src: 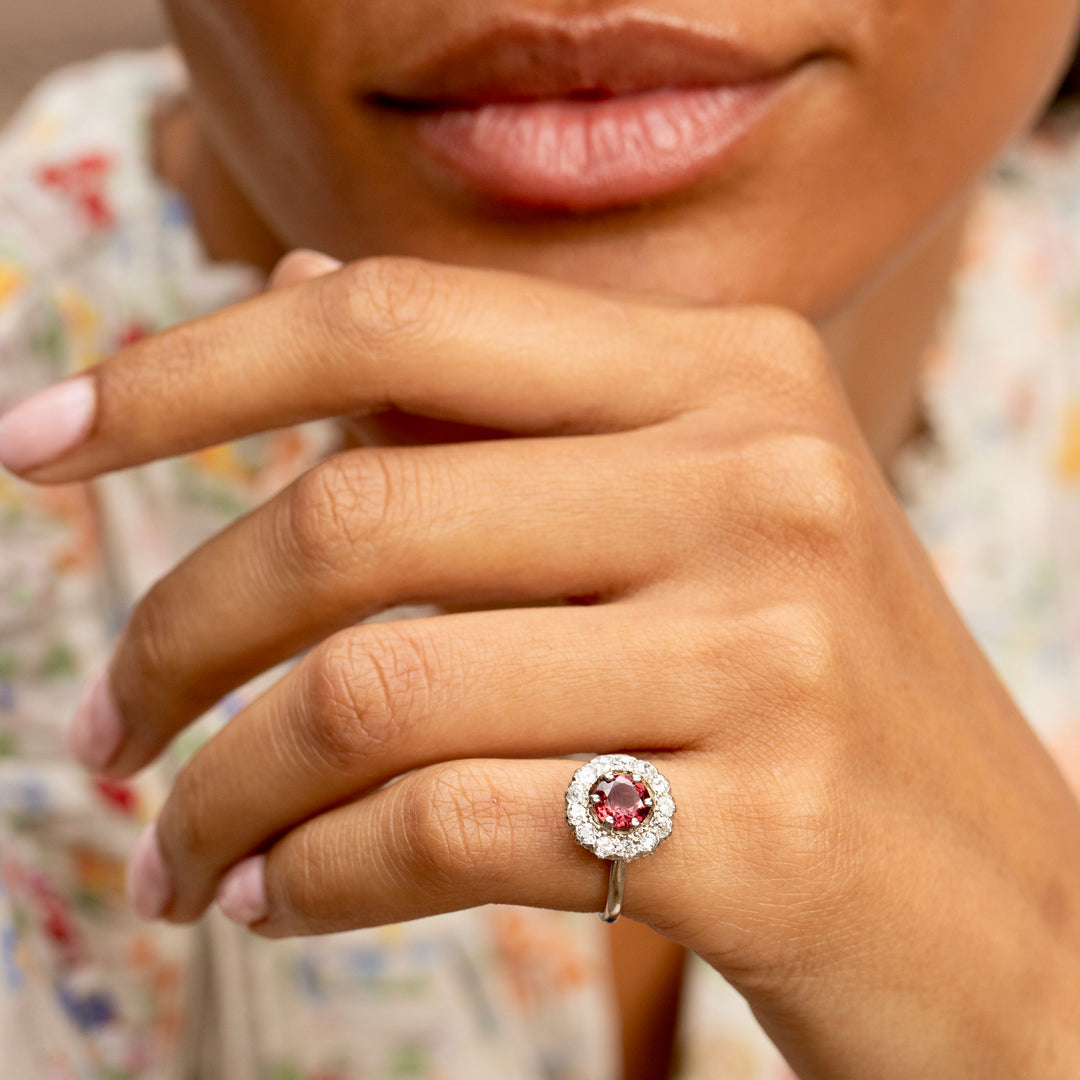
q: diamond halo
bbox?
[565,753,676,862]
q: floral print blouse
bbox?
[0,47,1078,1080]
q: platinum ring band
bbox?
[601,859,628,923]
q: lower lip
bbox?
[409,80,783,212]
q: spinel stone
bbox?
[591,774,651,831]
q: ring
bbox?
[565,754,676,924]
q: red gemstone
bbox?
[591,774,650,831]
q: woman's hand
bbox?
[7,252,1080,1078]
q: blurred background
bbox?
[0,0,167,123]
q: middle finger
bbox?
[98,430,727,777]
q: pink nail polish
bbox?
[269,250,342,289]
[66,668,124,773]
[217,856,269,926]
[0,376,97,473]
[290,249,343,273]
[126,823,174,920]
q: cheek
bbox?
[755,0,1080,313]
[160,0,353,224]
[858,0,1080,167]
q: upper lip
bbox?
[369,11,810,109]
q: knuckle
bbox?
[336,255,447,343]
[748,766,850,929]
[403,762,511,886]
[742,431,875,567]
[724,735,851,919]
[685,304,835,417]
[770,606,843,708]
[672,304,843,438]
[773,757,853,906]
[302,626,441,769]
[285,453,395,576]
[720,609,855,888]
[734,603,845,720]
[751,305,828,360]
[361,626,444,742]
[300,636,387,773]
[745,305,833,395]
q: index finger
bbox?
[0,256,728,483]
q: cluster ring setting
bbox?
[565,753,676,922]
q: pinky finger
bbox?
[217,757,692,938]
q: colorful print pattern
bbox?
[0,48,1077,1080]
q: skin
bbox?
[26,255,1080,1079]
[5,0,1080,1076]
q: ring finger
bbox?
[138,601,778,923]
[217,755,698,938]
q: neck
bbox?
[819,199,974,469]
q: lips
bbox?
[368,13,811,212]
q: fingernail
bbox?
[0,375,97,473]
[66,667,124,773]
[291,249,343,273]
[268,249,343,289]
[126,822,174,920]
[217,856,269,925]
